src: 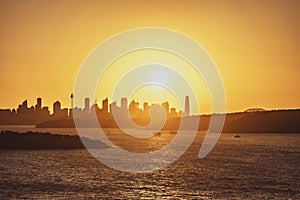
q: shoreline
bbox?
[0,130,109,150]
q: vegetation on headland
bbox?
[0,131,109,149]
[36,109,300,133]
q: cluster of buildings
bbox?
[77,96,190,120]
[0,98,68,124]
[0,95,190,125]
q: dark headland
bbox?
[36,109,300,133]
[0,131,109,150]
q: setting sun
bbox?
[0,1,299,199]
[0,0,299,113]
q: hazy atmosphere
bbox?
[1,0,299,113]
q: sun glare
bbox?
[95,49,212,114]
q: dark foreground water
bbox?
[0,132,299,199]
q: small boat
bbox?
[153,131,162,136]
[233,134,240,138]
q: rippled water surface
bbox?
[0,129,299,199]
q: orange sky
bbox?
[0,0,299,114]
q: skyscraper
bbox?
[53,101,61,115]
[84,98,90,112]
[109,101,117,114]
[162,101,169,114]
[143,102,149,113]
[102,98,108,114]
[70,93,74,108]
[121,98,128,110]
[35,97,42,111]
[184,96,190,116]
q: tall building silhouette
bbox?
[129,100,140,118]
[53,101,61,115]
[102,98,108,114]
[121,98,128,110]
[109,101,117,114]
[162,101,169,114]
[170,107,177,118]
[35,98,42,111]
[184,96,190,116]
[70,93,74,108]
[53,100,68,119]
[84,98,90,112]
[17,100,28,114]
[143,102,149,113]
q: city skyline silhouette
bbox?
[1,94,299,134]
[0,95,191,125]
[0,1,299,199]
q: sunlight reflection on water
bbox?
[0,127,299,199]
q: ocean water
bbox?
[0,126,299,199]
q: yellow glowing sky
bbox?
[0,0,299,114]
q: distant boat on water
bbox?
[153,131,162,136]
